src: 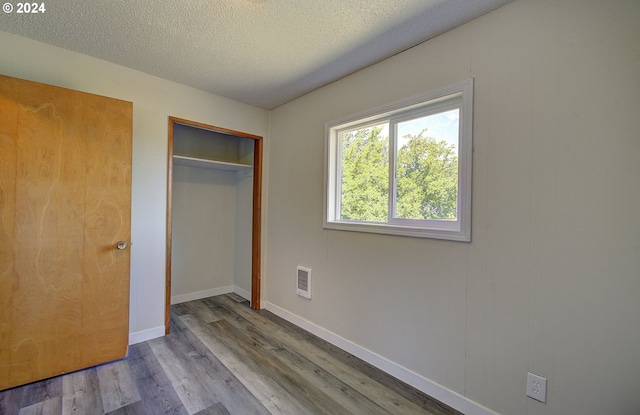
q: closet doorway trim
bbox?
[165,116,263,334]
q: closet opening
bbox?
[165,116,263,334]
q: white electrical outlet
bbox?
[527,372,547,403]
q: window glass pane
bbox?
[395,109,459,221]
[339,124,389,222]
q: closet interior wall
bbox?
[171,124,254,303]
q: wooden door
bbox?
[0,75,133,390]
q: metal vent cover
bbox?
[296,266,311,299]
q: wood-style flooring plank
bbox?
[19,377,61,408]
[181,300,224,324]
[179,313,311,415]
[261,310,462,415]
[224,292,248,303]
[198,300,394,415]
[96,359,141,413]
[18,396,61,415]
[62,368,103,415]
[171,302,191,317]
[193,402,231,415]
[212,294,448,415]
[200,298,250,331]
[217,317,393,415]
[148,335,220,414]
[210,318,354,415]
[104,400,148,415]
[166,314,270,415]
[0,386,23,415]
[126,342,188,415]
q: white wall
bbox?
[0,30,269,341]
[265,1,640,414]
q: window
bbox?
[324,79,473,241]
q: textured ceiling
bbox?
[0,0,513,109]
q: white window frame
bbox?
[324,78,473,241]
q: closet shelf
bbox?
[173,155,252,171]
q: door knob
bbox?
[116,241,128,250]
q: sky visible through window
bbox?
[397,109,459,153]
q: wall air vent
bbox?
[296,266,312,299]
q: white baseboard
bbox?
[170,286,234,305]
[233,286,251,301]
[264,302,499,415]
[129,325,165,345]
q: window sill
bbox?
[323,220,470,242]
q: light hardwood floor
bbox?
[0,293,462,415]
